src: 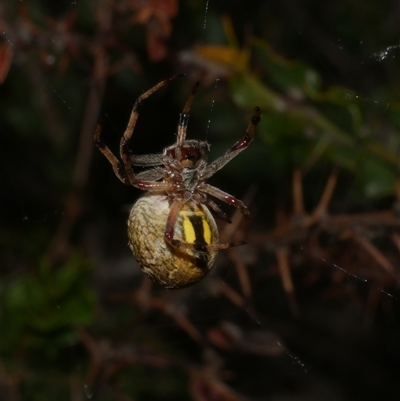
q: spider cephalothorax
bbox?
[163,140,210,198]
[164,140,210,168]
[94,74,261,288]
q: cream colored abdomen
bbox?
[127,194,219,289]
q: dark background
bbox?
[1,1,399,400]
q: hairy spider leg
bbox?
[199,183,251,219]
[201,107,261,180]
[206,198,232,223]
[94,124,131,185]
[177,80,201,143]
[120,73,185,188]
[95,124,168,189]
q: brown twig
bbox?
[293,168,305,216]
[275,247,299,316]
[352,231,395,275]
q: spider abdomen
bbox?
[127,194,219,289]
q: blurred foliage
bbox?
[2,254,95,355]
[193,24,399,198]
[1,0,399,400]
[1,254,95,401]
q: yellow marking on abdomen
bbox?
[201,216,212,245]
[180,210,212,245]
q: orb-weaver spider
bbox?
[94,74,261,288]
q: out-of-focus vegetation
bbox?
[1,1,399,400]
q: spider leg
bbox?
[177,80,200,143]
[120,73,184,186]
[200,107,261,180]
[206,198,232,223]
[136,167,164,181]
[135,181,170,191]
[199,183,251,219]
[164,198,184,245]
[168,235,247,253]
[130,153,163,166]
[95,123,170,191]
[94,124,131,185]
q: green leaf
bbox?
[1,253,95,353]
[252,38,321,96]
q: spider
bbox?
[94,74,261,289]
